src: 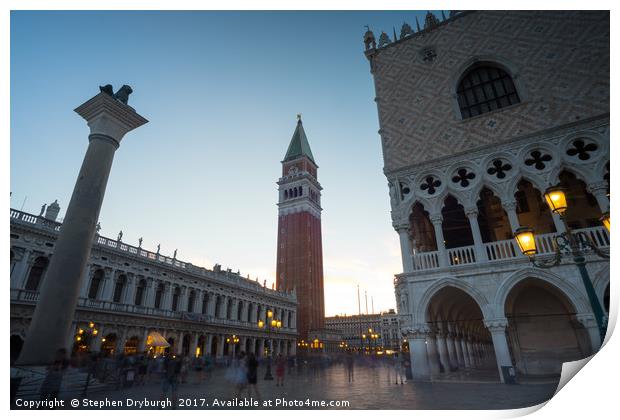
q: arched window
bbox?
[88,269,105,299]
[134,279,146,306]
[112,274,126,303]
[171,287,181,311]
[25,257,49,291]
[237,301,244,320]
[154,283,164,308]
[457,64,520,119]
[201,293,209,314]
[187,290,196,313]
[284,190,288,199]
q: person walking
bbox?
[345,351,354,383]
[245,352,262,401]
[394,353,405,385]
[160,354,181,406]
[39,348,68,402]
[275,354,286,387]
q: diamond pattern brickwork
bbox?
[371,11,609,174]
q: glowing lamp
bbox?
[544,186,568,216]
[601,212,610,232]
[258,320,264,328]
[276,320,282,328]
[267,309,273,318]
[514,227,537,256]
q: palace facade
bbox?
[365,10,610,382]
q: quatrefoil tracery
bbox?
[567,139,598,161]
[524,150,553,170]
[487,159,513,179]
[420,176,441,195]
[451,168,476,187]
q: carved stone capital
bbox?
[501,200,518,212]
[464,206,479,218]
[484,318,509,333]
[576,313,598,329]
[429,214,443,225]
[393,222,410,233]
[587,181,609,196]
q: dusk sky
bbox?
[10,11,440,316]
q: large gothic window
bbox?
[457,64,520,119]
[112,275,126,303]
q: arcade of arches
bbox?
[405,170,607,270]
[418,279,598,382]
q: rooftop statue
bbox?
[99,84,134,105]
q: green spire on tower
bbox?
[283,114,315,163]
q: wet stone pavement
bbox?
[74,361,560,410]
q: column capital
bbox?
[75,91,148,145]
[393,222,410,232]
[587,181,609,195]
[484,318,509,333]
[464,206,479,218]
[576,313,598,328]
[429,213,443,225]
[501,200,518,212]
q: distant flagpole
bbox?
[372,296,375,314]
[365,290,368,314]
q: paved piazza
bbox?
[80,361,558,410]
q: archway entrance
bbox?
[124,336,140,354]
[426,286,498,380]
[101,333,117,356]
[10,335,24,363]
[211,336,218,357]
[504,279,589,377]
[181,334,191,356]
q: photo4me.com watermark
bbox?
[13,397,351,409]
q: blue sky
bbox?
[10,10,440,316]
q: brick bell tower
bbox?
[276,115,325,340]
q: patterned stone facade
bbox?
[367,10,609,173]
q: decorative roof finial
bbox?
[441,10,447,21]
[424,11,440,30]
[393,26,398,42]
[401,22,414,38]
[378,31,391,47]
[297,113,302,122]
[415,16,421,31]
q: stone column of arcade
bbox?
[17,87,147,365]
[485,318,515,383]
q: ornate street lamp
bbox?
[258,309,281,380]
[226,334,240,359]
[543,186,568,216]
[600,211,610,232]
[513,185,609,342]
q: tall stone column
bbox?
[216,335,225,358]
[394,223,414,272]
[577,313,602,353]
[501,201,521,232]
[587,182,610,212]
[206,335,214,356]
[409,327,431,381]
[435,331,450,373]
[465,207,488,262]
[258,339,265,359]
[426,333,441,376]
[18,89,147,365]
[429,214,449,267]
[485,318,515,383]
[460,337,471,369]
[466,338,476,368]
[445,331,458,371]
[454,333,465,368]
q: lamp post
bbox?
[513,185,609,343]
[226,335,240,360]
[258,309,281,380]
